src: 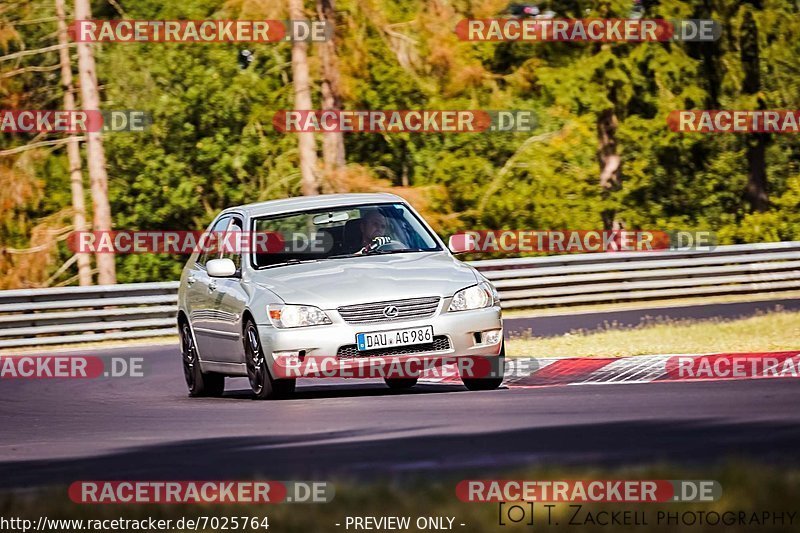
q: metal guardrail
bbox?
[1,241,799,349]
[0,282,179,349]
[473,241,800,309]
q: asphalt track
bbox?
[1,344,799,489]
[504,298,800,337]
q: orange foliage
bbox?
[321,163,453,233]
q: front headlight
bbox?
[448,282,498,312]
[268,304,332,328]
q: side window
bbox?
[221,217,243,271]
[197,216,231,267]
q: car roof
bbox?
[221,193,406,218]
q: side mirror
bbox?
[206,258,237,277]
[448,234,472,255]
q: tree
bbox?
[317,0,346,178]
[55,0,92,285]
[288,0,319,196]
[75,0,116,283]
[740,8,769,212]
[597,105,622,230]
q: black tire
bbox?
[180,320,225,397]
[244,319,296,400]
[384,377,418,390]
[462,341,505,391]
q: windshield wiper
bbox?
[327,248,427,259]
[258,258,321,269]
[366,248,426,255]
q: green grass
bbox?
[500,290,800,318]
[505,310,800,358]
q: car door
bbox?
[188,215,230,361]
[209,215,250,363]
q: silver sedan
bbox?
[178,193,504,399]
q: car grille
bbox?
[337,335,452,358]
[338,297,441,324]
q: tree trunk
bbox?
[697,0,722,109]
[289,0,319,196]
[74,0,116,283]
[744,132,768,212]
[741,9,768,212]
[316,0,345,177]
[56,0,92,285]
[597,108,622,230]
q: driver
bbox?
[360,209,389,248]
[355,209,408,254]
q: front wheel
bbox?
[461,342,505,391]
[180,320,225,397]
[244,319,296,400]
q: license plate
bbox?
[356,326,434,351]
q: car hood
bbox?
[250,252,479,309]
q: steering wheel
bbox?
[377,237,407,250]
[360,236,407,254]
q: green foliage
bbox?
[1,0,799,285]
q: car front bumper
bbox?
[258,305,503,378]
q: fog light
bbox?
[484,329,502,345]
[272,350,302,366]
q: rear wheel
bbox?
[180,320,225,397]
[244,319,296,400]
[384,378,418,390]
[461,341,505,391]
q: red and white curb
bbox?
[420,351,800,387]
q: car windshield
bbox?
[251,202,442,268]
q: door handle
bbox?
[208,280,218,292]
[187,275,196,286]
